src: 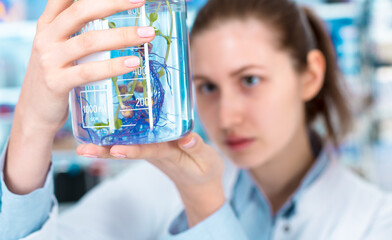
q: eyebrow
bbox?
[230,65,265,77]
[193,75,211,82]
[192,64,265,82]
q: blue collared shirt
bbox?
[163,150,329,240]
[0,147,54,240]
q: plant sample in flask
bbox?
[70,0,193,145]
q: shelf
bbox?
[0,87,20,104]
[0,21,37,40]
[312,2,360,20]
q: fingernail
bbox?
[111,153,127,158]
[182,137,196,149]
[124,57,140,68]
[82,154,98,158]
[129,0,144,3]
[137,27,155,38]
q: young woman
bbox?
[1,0,391,239]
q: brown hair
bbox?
[191,0,351,145]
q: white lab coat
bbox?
[19,153,392,240]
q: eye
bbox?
[241,76,261,88]
[198,82,218,95]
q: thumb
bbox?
[177,133,225,180]
[178,133,212,158]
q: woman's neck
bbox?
[249,126,315,215]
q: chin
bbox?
[226,151,269,169]
[213,140,267,169]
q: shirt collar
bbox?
[231,147,330,219]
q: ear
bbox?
[300,50,326,102]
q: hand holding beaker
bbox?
[76,132,226,227]
[5,0,153,195]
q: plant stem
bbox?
[110,1,170,129]
[114,104,121,127]
[112,77,125,109]
[150,2,162,27]
[158,0,173,77]
[135,8,141,26]
[112,76,125,130]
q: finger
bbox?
[56,26,155,66]
[39,0,74,25]
[109,141,177,160]
[77,144,111,158]
[178,133,214,161]
[62,56,141,91]
[49,0,146,40]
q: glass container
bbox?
[70,0,193,145]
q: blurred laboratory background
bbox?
[1,0,392,207]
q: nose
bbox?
[219,91,244,130]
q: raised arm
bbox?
[5,0,153,195]
[1,0,153,238]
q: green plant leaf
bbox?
[115,119,123,130]
[94,123,109,130]
[109,22,116,29]
[149,13,158,23]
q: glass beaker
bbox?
[70,0,193,146]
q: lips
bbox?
[225,137,255,152]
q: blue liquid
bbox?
[70,2,194,145]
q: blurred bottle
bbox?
[25,0,47,20]
[0,0,11,22]
[0,0,25,22]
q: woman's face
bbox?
[191,19,308,168]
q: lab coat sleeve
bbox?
[0,141,57,240]
[363,193,392,240]
[159,202,249,240]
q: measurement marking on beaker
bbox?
[110,16,141,21]
[81,19,109,33]
[118,78,147,84]
[121,46,144,50]
[81,89,107,93]
[83,125,110,129]
[121,123,136,127]
[80,89,110,129]
[121,107,150,111]
[118,93,134,98]
[128,8,141,15]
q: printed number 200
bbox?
[136,98,150,107]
